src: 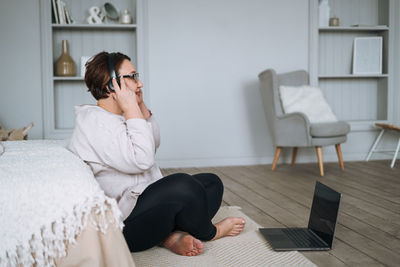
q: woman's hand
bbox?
[111,77,143,119]
[111,77,138,111]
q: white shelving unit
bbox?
[309,0,395,131]
[40,0,144,139]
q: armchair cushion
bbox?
[311,135,347,146]
[279,85,337,123]
[310,121,351,137]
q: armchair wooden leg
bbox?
[271,147,282,171]
[291,147,298,166]
[315,146,324,176]
[335,144,344,170]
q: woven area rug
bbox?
[131,206,316,267]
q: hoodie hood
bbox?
[74,104,124,120]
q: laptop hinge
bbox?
[309,229,330,247]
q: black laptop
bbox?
[259,181,341,251]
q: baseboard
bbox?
[156,156,271,168]
[156,152,395,168]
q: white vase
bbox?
[319,0,330,27]
[120,10,132,24]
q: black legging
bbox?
[122,172,224,252]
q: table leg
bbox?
[390,137,400,168]
[366,129,385,161]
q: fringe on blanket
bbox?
[0,195,123,267]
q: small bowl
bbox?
[104,2,119,20]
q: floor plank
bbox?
[248,164,400,237]
[215,166,387,266]
[161,160,400,266]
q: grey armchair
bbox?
[258,69,350,176]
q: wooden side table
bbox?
[366,123,400,168]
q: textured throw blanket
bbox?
[0,140,123,267]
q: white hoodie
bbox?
[68,104,163,221]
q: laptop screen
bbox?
[308,182,341,247]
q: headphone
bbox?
[107,52,120,92]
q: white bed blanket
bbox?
[0,140,123,267]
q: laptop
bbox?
[259,181,341,251]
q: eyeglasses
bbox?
[119,73,140,82]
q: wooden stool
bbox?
[366,123,400,168]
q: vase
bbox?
[319,0,330,27]
[56,40,76,76]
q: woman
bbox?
[68,51,245,256]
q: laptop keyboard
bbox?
[282,228,323,247]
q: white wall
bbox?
[0,0,43,139]
[1,0,399,168]
[146,0,310,167]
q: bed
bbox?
[0,140,135,267]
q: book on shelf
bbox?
[64,5,72,24]
[57,0,64,24]
[51,0,59,24]
[52,0,73,24]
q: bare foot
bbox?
[212,217,246,241]
[163,231,204,256]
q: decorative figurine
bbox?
[87,6,105,24]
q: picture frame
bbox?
[352,37,382,75]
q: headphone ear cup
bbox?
[108,53,117,92]
[107,79,115,92]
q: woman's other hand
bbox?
[136,88,143,105]
[135,88,152,120]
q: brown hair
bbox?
[84,51,131,100]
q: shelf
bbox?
[53,76,84,81]
[52,24,137,30]
[319,74,388,79]
[319,26,389,32]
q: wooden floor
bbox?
[161,160,400,267]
